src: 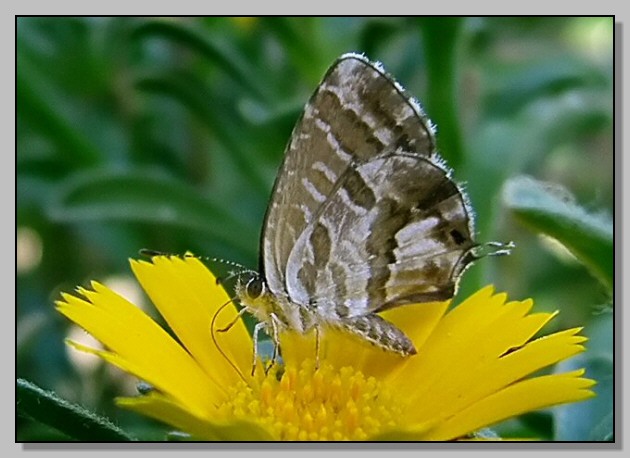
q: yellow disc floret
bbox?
[217,360,403,441]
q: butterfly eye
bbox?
[246,277,265,299]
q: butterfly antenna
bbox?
[477,241,515,258]
[139,248,170,258]
[139,249,257,285]
[209,258,260,286]
[211,298,248,384]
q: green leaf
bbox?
[483,56,610,119]
[135,71,270,195]
[237,97,303,129]
[260,17,322,77]
[17,66,102,169]
[419,17,465,169]
[503,176,613,293]
[131,20,270,102]
[552,355,613,441]
[17,378,134,441]
[48,169,258,256]
[166,431,193,441]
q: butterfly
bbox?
[217,53,511,374]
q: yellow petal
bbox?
[117,393,274,441]
[130,257,253,386]
[388,286,507,398]
[421,370,596,440]
[403,306,557,419]
[372,299,450,380]
[280,326,370,372]
[56,285,223,414]
[386,287,593,432]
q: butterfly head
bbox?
[240,274,266,301]
[234,272,279,325]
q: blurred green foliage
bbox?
[17,17,614,441]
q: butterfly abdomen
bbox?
[337,314,416,356]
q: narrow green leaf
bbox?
[419,17,465,169]
[17,68,102,168]
[237,97,303,128]
[503,176,613,292]
[48,170,258,256]
[131,20,269,102]
[358,19,400,58]
[166,431,193,441]
[135,71,270,195]
[17,378,134,441]
[260,18,322,77]
[484,57,609,119]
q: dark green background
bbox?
[17,17,614,441]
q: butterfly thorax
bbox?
[235,274,317,334]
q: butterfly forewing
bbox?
[262,54,441,303]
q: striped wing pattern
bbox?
[254,53,478,354]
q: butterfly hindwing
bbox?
[284,151,476,320]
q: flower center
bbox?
[217,360,403,440]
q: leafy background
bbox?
[17,17,614,441]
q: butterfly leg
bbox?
[251,321,266,376]
[314,326,321,371]
[264,313,282,376]
[216,306,247,333]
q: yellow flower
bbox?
[56,255,595,441]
